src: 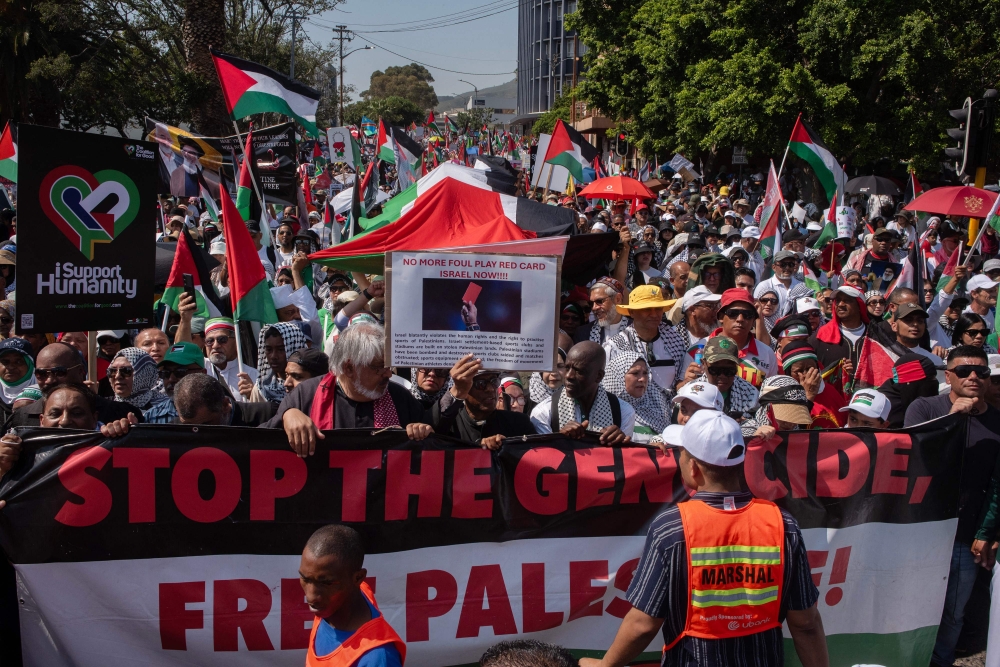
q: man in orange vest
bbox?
[580,410,829,667]
[299,525,406,666]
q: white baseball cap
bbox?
[661,424,684,446]
[988,354,1000,375]
[671,381,724,412]
[661,213,677,223]
[209,238,227,256]
[681,285,722,313]
[796,297,821,314]
[591,222,609,233]
[741,226,761,239]
[806,220,823,231]
[96,330,125,340]
[677,410,746,466]
[839,388,890,421]
[968,274,999,292]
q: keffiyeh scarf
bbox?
[410,373,453,405]
[256,322,308,403]
[602,351,669,433]
[112,347,167,410]
[556,384,615,432]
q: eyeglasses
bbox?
[723,309,756,321]
[964,329,990,338]
[158,368,197,381]
[0,317,13,325]
[950,365,991,379]
[707,366,738,377]
[758,297,779,305]
[107,367,134,378]
[35,364,83,380]
[589,296,612,306]
[473,376,501,390]
[417,368,449,377]
[503,395,527,406]
[204,335,230,347]
[923,289,936,295]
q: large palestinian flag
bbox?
[210,49,321,136]
[787,114,846,205]
[0,123,16,183]
[376,119,394,163]
[757,160,783,262]
[219,179,277,323]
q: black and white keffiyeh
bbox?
[739,375,806,437]
[111,347,169,411]
[693,373,759,417]
[603,351,669,433]
[256,322,308,403]
[410,373,453,406]
[605,321,687,398]
[556,384,615,432]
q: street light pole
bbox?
[459,79,479,108]
[334,25,352,125]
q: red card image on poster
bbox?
[462,282,483,304]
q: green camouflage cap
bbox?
[703,335,739,365]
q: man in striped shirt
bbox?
[580,411,828,667]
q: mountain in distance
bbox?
[435,78,517,111]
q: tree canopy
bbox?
[532,91,573,135]
[342,96,424,128]
[568,0,1000,174]
[0,0,342,135]
[363,63,438,110]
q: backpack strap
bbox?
[550,386,563,432]
[607,391,622,427]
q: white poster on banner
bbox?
[386,250,561,371]
[529,133,570,193]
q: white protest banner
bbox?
[385,250,560,371]
[836,205,857,240]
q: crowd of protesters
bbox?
[1,158,1000,667]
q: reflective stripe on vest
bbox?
[306,581,407,666]
[664,498,784,651]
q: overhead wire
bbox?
[307,1,516,33]
[325,0,513,28]
[352,34,514,76]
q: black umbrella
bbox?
[154,242,219,287]
[845,175,901,196]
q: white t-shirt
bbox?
[840,323,866,344]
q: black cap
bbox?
[686,233,705,247]
[245,219,261,233]
[704,225,721,237]
[939,220,963,238]
[683,221,700,234]
[783,228,806,243]
[634,242,656,255]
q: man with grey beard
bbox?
[575,277,630,344]
[202,318,256,402]
[675,285,723,389]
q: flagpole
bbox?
[160,304,171,333]
[542,164,554,198]
[963,222,989,267]
[775,113,800,181]
[233,317,246,374]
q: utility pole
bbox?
[333,25,354,126]
[285,9,306,78]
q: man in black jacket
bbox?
[5,342,143,429]
[172,374,275,426]
[434,366,535,448]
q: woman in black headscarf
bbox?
[877,353,940,428]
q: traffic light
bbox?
[615,132,628,157]
[945,90,998,180]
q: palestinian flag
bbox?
[426,111,440,136]
[346,167,364,240]
[376,119,394,163]
[312,140,326,175]
[758,160,783,263]
[325,199,342,246]
[198,182,220,222]
[935,245,961,292]
[0,123,16,183]
[161,228,228,319]
[219,179,278,323]
[541,119,587,182]
[803,260,823,294]
[787,114,846,205]
[235,126,255,222]
[359,160,379,214]
[853,335,899,391]
[210,49,321,137]
[986,189,1000,234]
[443,113,459,134]
[593,155,608,180]
[904,171,922,204]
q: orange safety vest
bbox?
[665,498,784,651]
[306,582,407,667]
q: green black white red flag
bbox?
[787,114,846,205]
[0,122,16,183]
[210,49,321,136]
[541,119,587,183]
[219,180,277,323]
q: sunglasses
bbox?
[723,309,756,321]
[950,365,991,379]
[964,329,990,338]
[758,297,779,305]
[35,364,83,380]
[776,261,799,270]
[868,299,886,306]
[0,317,12,325]
[473,376,501,390]
[204,335,230,347]
[417,368,449,377]
[107,367,134,378]
[707,366,738,377]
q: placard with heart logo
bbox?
[39,165,140,260]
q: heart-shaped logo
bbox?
[39,165,140,260]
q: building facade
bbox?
[514,0,584,126]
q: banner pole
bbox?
[234,318,245,374]
[542,163,554,198]
[963,220,989,267]
[87,331,98,383]
[160,304,171,333]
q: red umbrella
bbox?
[578,175,656,201]
[903,185,998,218]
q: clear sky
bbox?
[302,0,518,104]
